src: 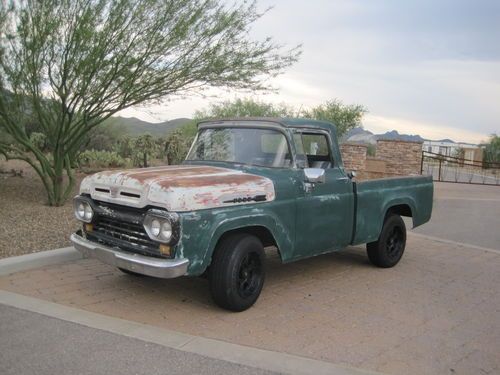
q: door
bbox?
[293,131,354,259]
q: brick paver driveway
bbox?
[1,233,498,375]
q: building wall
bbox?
[340,143,367,172]
[376,140,423,176]
[339,140,424,179]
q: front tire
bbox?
[209,234,265,312]
[367,214,406,268]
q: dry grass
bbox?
[0,159,83,259]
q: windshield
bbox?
[186,127,292,168]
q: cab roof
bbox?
[197,117,337,134]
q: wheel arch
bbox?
[383,198,416,227]
[202,215,289,274]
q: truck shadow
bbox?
[124,245,373,310]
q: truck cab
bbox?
[72,118,433,311]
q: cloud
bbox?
[118,0,500,144]
[363,114,489,144]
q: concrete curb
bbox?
[0,290,381,375]
[0,247,82,276]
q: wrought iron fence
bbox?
[421,151,500,186]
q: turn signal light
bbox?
[159,244,171,257]
[85,223,93,232]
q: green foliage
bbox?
[164,130,194,165]
[193,98,366,138]
[301,100,367,137]
[83,122,126,152]
[131,134,158,167]
[0,0,299,205]
[29,132,48,152]
[483,134,500,164]
[78,150,128,169]
[194,98,297,119]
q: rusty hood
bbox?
[79,165,275,212]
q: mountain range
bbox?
[104,116,191,136]
[342,127,457,144]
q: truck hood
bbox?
[80,165,275,212]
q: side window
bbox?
[301,133,333,168]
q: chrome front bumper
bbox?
[70,233,189,278]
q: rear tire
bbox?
[367,214,406,268]
[209,233,265,312]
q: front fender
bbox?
[177,203,294,276]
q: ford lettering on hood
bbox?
[79,165,276,211]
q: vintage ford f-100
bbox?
[71,118,433,311]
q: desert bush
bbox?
[165,130,194,165]
[129,134,159,168]
[29,132,48,152]
[78,150,128,169]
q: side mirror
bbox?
[347,171,357,179]
[304,168,325,183]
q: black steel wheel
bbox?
[367,214,406,268]
[209,233,265,312]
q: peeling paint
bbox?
[81,165,275,212]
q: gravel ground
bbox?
[0,159,83,259]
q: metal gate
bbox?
[421,151,500,186]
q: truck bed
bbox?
[352,175,433,245]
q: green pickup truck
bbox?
[71,118,433,311]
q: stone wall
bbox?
[375,139,423,176]
[339,139,423,179]
[340,143,367,172]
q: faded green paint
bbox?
[173,118,433,276]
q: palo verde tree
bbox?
[0,0,300,205]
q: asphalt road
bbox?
[410,182,500,250]
[0,304,277,375]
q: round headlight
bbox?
[77,203,85,219]
[84,204,93,221]
[161,221,172,241]
[151,219,161,237]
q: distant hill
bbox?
[343,127,433,144]
[103,116,192,137]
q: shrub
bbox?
[165,130,194,165]
[78,150,128,169]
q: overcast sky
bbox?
[119,0,500,143]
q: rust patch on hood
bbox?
[80,165,276,212]
[158,173,266,188]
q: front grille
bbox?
[84,202,166,258]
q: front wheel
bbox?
[209,234,265,312]
[367,214,406,268]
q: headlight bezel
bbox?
[73,196,94,223]
[143,209,180,245]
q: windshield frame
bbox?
[185,122,297,169]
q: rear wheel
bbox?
[367,214,406,268]
[209,233,265,312]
